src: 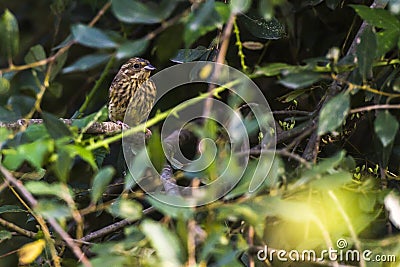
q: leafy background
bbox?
[1,0,400,266]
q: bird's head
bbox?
[122,57,156,80]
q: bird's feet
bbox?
[116,120,130,130]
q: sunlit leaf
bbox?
[376,28,400,57]
[71,24,117,49]
[91,166,115,203]
[18,239,46,265]
[384,191,400,228]
[141,220,183,266]
[230,0,251,14]
[17,140,54,169]
[259,0,274,20]
[318,93,350,135]
[62,54,110,73]
[25,181,73,201]
[374,111,399,147]
[0,9,19,58]
[278,72,322,89]
[108,199,142,221]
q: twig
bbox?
[0,165,92,267]
[0,217,36,239]
[272,110,312,116]
[350,104,400,113]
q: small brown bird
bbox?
[108,57,156,126]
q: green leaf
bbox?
[374,111,399,147]
[147,197,194,219]
[141,220,183,266]
[50,51,68,81]
[0,128,11,143]
[71,24,117,49]
[48,82,63,98]
[239,12,285,40]
[24,45,46,72]
[256,63,298,77]
[171,46,209,63]
[91,166,115,203]
[52,148,72,182]
[18,140,54,169]
[259,0,274,21]
[309,171,352,189]
[42,111,72,139]
[0,9,19,58]
[230,0,251,14]
[351,5,400,29]
[0,76,10,94]
[62,144,98,170]
[376,28,400,57]
[7,95,35,117]
[184,0,222,46]
[356,26,377,81]
[25,181,73,201]
[278,72,322,89]
[318,93,350,135]
[0,230,12,242]
[107,199,142,221]
[326,0,340,9]
[62,54,110,73]
[0,205,25,214]
[112,0,177,24]
[116,38,149,60]
[34,200,71,219]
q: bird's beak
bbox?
[144,64,156,71]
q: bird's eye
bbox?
[133,63,140,69]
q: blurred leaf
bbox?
[184,0,224,46]
[351,5,400,29]
[147,197,194,219]
[256,63,298,76]
[318,93,350,135]
[230,0,251,14]
[42,111,72,139]
[309,171,352,189]
[0,205,25,214]
[326,0,340,10]
[24,45,46,72]
[34,200,71,219]
[62,54,110,73]
[0,9,19,58]
[18,239,46,265]
[259,0,274,20]
[18,140,54,169]
[356,26,377,81]
[374,111,399,147]
[277,87,309,103]
[239,12,285,40]
[116,38,149,60]
[155,24,183,62]
[52,148,72,182]
[25,181,73,201]
[0,128,11,143]
[376,29,400,57]
[389,0,400,14]
[91,166,115,203]
[0,76,10,94]
[384,191,400,228]
[50,51,68,81]
[48,82,63,98]
[71,24,117,49]
[171,46,209,63]
[7,95,35,117]
[0,230,12,242]
[2,148,25,170]
[108,199,142,221]
[112,0,177,24]
[278,72,322,89]
[141,220,183,267]
[63,144,97,170]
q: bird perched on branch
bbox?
[108,57,156,126]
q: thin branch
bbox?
[0,165,92,267]
[350,104,400,113]
[0,217,36,239]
